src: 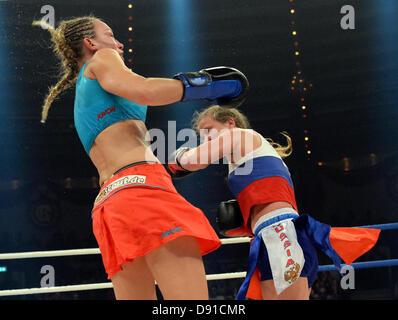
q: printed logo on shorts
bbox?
[162,226,182,239]
[273,223,301,284]
[284,262,301,283]
[94,175,147,206]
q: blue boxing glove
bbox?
[174,66,249,108]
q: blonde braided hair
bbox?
[32,16,99,123]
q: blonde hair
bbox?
[32,16,99,123]
[192,104,293,158]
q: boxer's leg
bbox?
[261,277,310,300]
[111,256,157,300]
[145,235,209,300]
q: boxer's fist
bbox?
[167,147,194,179]
[174,66,249,108]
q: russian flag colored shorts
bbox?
[236,209,318,299]
[236,209,381,300]
[91,162,221,279]
[254,209,318,291]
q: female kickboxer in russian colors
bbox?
[168,104,381,300]
[32,16,249,300]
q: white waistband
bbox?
[253,207,299,233]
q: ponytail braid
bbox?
[32,16,98,123]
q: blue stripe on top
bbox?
[227,156,294,198]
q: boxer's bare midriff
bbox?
[89,119,160,186]
[83,62,159,187]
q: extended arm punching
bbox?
[168,129,241,178]
[91,49,249,107]
[168,127,257,179]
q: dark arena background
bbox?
[0,0,397,301]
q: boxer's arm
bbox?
[179,128,240,171]
[90,48,183,106]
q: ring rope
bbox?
[1,259,398,297]
[0,221,397,297]
[318,258,398,272]
[0,272,247,297]
[0,238,251,261]
[0,248,101,260]
[355,222,398,230]
[0,282,114,297]
[1,221,397,261]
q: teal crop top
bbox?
[74,62,148,154]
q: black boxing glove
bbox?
[173,66,249,108]
[216,199,249,237]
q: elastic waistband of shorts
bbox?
[93,161,171,210]
[100,161,160,187]
[112,161,159,176]
[253,208,299,236]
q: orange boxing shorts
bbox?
[91,161,221,279]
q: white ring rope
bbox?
[0,282,114,297]
[0,237,251,260]
[0,238,251,297]
[1,235,397,297]
[2,221,397,297]
[0,248,101,260]
[0,272,247,297]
